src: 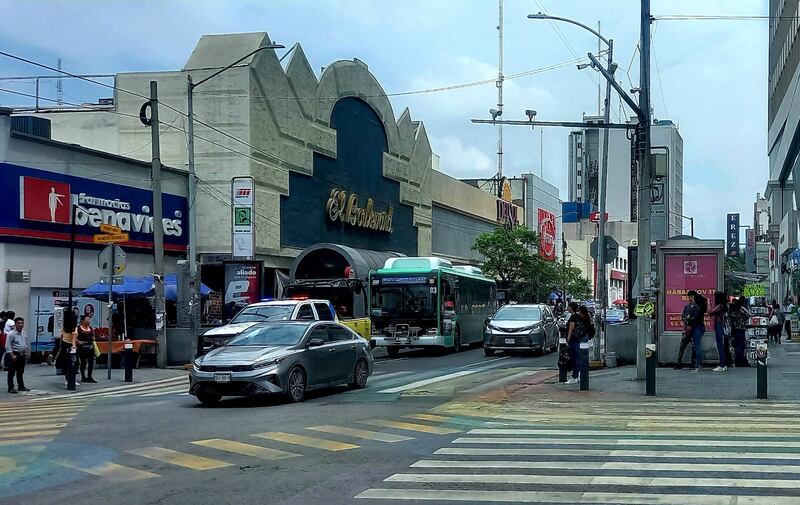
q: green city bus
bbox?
[368,257,497,357]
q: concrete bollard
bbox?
[645,343,657,396]
[66,347,77,391]
[558,337,568,383]
[124,341,134,383]
[579,340,589,391]
[756,342,768,399]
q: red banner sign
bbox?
[538,209,556,261]
[663,254,718,332]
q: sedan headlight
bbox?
[251,356,286,370]
[193,357,203,370]
[529,324,543,333]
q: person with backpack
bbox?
[689,292,708,371]
[769,303,784,344]
[709,291,729,372]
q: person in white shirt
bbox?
[5,317,29,393]
[3,311,14,334]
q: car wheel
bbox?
[286,367,306,403]
[351,359,369,389]
[484,348,496,357]
[197,392,222,406]
[386,346,400,358]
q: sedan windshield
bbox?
[227,323,308,346]
[607,310,626,319]
[231,305,293,323]
[494,306,542,321]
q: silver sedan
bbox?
[483,303,559,356]
[190,320,374,405]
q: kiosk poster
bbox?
[223,261,262,320]
[664,254,717,332]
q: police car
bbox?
[196,299,337,356]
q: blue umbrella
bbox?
[163,273,213,301]
[82,274,213,301]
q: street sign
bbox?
[589,212,608,223]
[231,176,255,259]
[99,223,123,235]
[93,232,129,244]
[98,245,126,276]
[590,235,619,264]
[100,275,124,285]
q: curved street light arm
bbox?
[527,12,612,48]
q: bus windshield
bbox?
[371,276,437,319]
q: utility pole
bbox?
[496,0,504,197]
[596,36,614,361]
[146,81,167,368]
[597,22,602,116]
[635,0,653,380]
[186,76,199,354]
[562,232,567,300]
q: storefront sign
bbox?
[538,208,556,261]
[746,228,755,252]
[663,254,718,332]
[223,261,262,320]
[727,213,739,257]
[1,163,187,251]
[326,188,393,233]
[496,200,518,226]
[231,176,255,259]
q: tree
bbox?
[472,225,592,303]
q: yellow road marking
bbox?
[57,460,158,481]
[0,456,17,474]
[0,413,76,423]
[358,419,460,435]
[0,423,66,432]
[0,438,53,446]
[406,414,452,423]
[0,406,86,416]
[0,430,60,439]
[306,425,413,443]
[127,447,233,470]
[191,439,300,460]
[252,432,359,452]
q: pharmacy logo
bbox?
[20,176,71,224]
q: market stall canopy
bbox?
[82,274,212,301]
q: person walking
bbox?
[0,312,7,371]
[565,302,584,385]
[3,311,15,334]
[689,292,708,371]
[769,303,783,344]
[76,315,97,383]
[709,291,729,372]
[674,290,698,369]
[5,317,29,393]
[729,296,751,367]
[785,301,794,342]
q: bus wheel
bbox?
[452,326,462,353]
[386,346,400,358]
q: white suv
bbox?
[196,299,336,356]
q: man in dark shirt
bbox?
[674,290,698,369]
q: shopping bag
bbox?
[92,341,101,358]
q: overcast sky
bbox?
[0,0,768,240]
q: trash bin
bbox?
[602,352,618,368]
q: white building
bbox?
[565,235,628,306]
[567,116,684,241]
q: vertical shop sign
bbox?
[727,213,739,257]
[231,176,255,259]
[538,208,557,261]
[223,261,262,320]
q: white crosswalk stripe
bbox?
[355,399,800,503]
[32,376,188,401]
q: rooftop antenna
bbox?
[56,58,63,107]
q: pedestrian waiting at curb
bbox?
[60,314,80,388]
[5,317,29,393]
[674,290,698,370]
[689,292,708,371]
[564,302,581,384]
[729,296,751,367]
[76,315,97,383]
[769,303,785,344]
[709,291,729,372]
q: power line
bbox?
[653,15,792,21]
[650,23,670,120]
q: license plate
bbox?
[214,373,231,383]
[505,338,515,344]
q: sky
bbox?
[0,0,769,240]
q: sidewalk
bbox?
[2,362,188,400]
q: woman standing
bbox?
[709,291,728,372]
[690,292,708,371]
[565,302,584,385]
[60,314,79,387]
[76,315,96,383]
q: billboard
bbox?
[223,261,262,320]
[663,254,717,332]
[538,208,557,261]
[726,213,739,257]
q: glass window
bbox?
[307,326,329,343]
[327,325,353,342]
[231,305,294,323]
[227,323,309,346]
[297,304,315,320]
[494,305,542,321]
[314,303,334,321]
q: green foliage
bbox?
[472,225,592,303]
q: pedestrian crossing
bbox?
[0,397,91,447]
[354,399,800,503]
[32,375,189,401]
[44,412,468,483]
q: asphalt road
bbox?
[1,346,558,505]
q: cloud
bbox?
[431,134,494,178]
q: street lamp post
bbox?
[528,12,614,361]
[186,42,283,353]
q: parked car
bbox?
[483,304,559,356]
[190,320,374,405]
[196,299,338,356]
[605,308,628,325]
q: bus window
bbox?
[442,278,455,310]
